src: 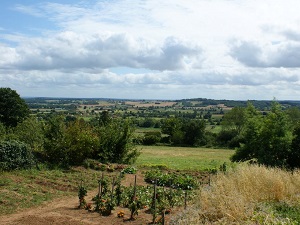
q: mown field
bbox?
[135,145,234,171]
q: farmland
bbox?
[0,145,232,224]
[2,94,300,224]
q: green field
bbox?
[135,145,234,171]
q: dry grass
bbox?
[170,164,300,224]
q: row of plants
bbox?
[144,170,199,190]
[77,171,196,223]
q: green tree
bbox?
[161,117,182,143]
[286,107,300,127]
[287,123,300,169]
[63,119,99,165]
[257,102,293,167]
[43,115,66,165]
[13,116,44,153]
[183,119,206,146]
[0,88,30,127]
[231,103,263,162]
[221,107,246,134]
[0,122,6,140]
[96,119,139,164]
[231,102,293,167]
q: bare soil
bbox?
[0,173,179,225]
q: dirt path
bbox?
[0,174,174,225]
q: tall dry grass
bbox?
[170,164,300,224]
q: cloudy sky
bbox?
[1,0,300,100]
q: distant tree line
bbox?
[2,87,300,170]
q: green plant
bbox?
[0,87,30,127]
[0,140,35,171]
[121,166,137,174]
[115,178,123,206]
[144,170,199,190]
[129,197,143,220]
[78,183,87,209]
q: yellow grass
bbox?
[170,164,300,224]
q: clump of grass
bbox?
[170,164,300,224]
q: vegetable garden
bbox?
[76,166,209,224]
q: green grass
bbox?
[135,145,234,171]
[0,167,105,215]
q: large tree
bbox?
[0,88,30,127]
[231,102,293,168]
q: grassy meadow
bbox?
[135,145,234,171]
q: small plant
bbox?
[101,199,115,216]
[78,183,87,209]
[92,195,115,216]
[121,166,137,174]
[115,178,123,206]
[129,197,142,220]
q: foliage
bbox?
[142,131,161,145]
[144,170,199,190]
[0,122,6,140]
[221,107,246,134]
[96,119,140,164]
[43,115,67,166]
[92,195,115,216]
[216,129,242,148]
[78,183,87,209]
[287,122,300,169]
[182,119,206,146]
[231,102,294,168]
[13,117,44,154]
[43,116,99,166]
[161,117,207,146]
[0,140,35,171]
[63,119,99,165]
[121,166,137,174]
[0,87,30,127]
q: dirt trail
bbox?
[0,174,165,225]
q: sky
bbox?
[1,0,300,100]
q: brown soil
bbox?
[0,172,180,225]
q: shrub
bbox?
[142,131,161,145]
[0,140,35,171]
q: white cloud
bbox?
[2,32,202,71]
[1,0,300,99]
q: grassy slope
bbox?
[135,145,234,171]
[0,146,233,215]
[0,167,103,215]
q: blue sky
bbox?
[1,0,300,100]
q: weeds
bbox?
[170,164,300,224]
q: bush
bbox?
[0,140,35,171]
[142,131,161,145]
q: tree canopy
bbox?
[0,87,30,127]
[231,102,296,168]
